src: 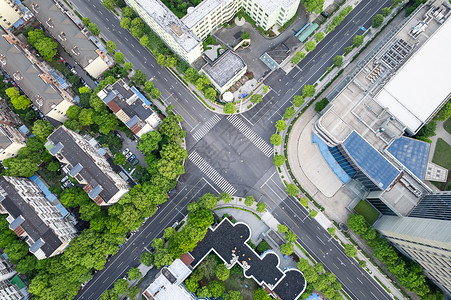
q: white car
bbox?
[125,151,133,159]
[122,148,130,155]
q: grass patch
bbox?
[432,138,451,169]
[354,200,379,225]
[214,206,261,220]
[295,241,315,263]
[224,265,260,299]
[444,116,451,135]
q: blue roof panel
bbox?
[387,137,429,180]
[343,131,401,190]
[131,86,151,106]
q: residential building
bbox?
[0,257,25,300]
[97,79,161,137]
[374,216,451,296]
[0,257,15,281]
[124,0,300,63]
[312,4,451,217]
[0,176,78,260]
[0,32,74,123]
[0,124,27,161]
[201,50,247,94]
[23,0,111,78]
[0,0,24,30]
[46,126,129,206]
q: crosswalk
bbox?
[188,151,237,195]
[227,115,273,157]
[192,115,221,141]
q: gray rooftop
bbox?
[131,0,201,53]
[0,177,65,257]
[47,127,120,204]
[0,34,65,115]
[202,50,246,88]
[22,0,102,69]
[182,0,225,29]
[0,132,13,151]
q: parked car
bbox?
[321,11,329,18]
[125,151,133,159]
[122,148,130,155]
[128,154,136,162]
[59,55,65,62]
[71,68,77,75]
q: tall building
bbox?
[374,216,451,296]
[124,0,300,64]
[23,0,111,78]
[97,79,161,137]
[0,176,78,260]
[312,4,451,217]
[0,124,27,161]
[46,126,129,206]
[0,32,74,123]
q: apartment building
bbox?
[374,216,451,296]
[0,176,78,260]
[46,126,129,206]
[0,0,24,30]
[0,256,25,300]
[124,0,300,63]
[0,124,27,161]
[97,79,161,137]
[23,0,111,78]
[0,32,74,123]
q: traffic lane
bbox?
[280,198,392,300]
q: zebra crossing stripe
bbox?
[188,151,237,195]
[227,115,273,157]
[192,115,221,141]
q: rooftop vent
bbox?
[72,46,80,56]
[35,94,43,107]
[46,18,54,28]
[32,3,39,12]
[0,55,6,66]
[58,32,66,41]
[170,23,184,38]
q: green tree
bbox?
[285,184,298,196]
[435,101,451,121]
[157,54,166,66]
[131,69,147,86]
[46,160,60,172]
[204,88,217,101]
[241,31,250,40]
[244,196,255,207]
[138,131,161,155]
[159,114,186,143]
[305,40,316,52]
[128,267,142,280]
[224,291,243,300]
[344,244,357,257]
[140,252,154,266]
[27,29,57,62]
[140,35,149,47]
[219,192,233,204]
[120,17,131,29]
[78,109,95,126]
[93,111,118,134]
[277,224,288,233]
[114,51,125,64]
[4,240,28,263]
[299,197,308,207]
[284,106,295,119]
[302,84,316,97]
[106,41,116,53]
[223,103,236,114]
[209,280,225,298]
[8,88,31,110]
[166,56,177,68]
[113,153,126,165]
[275,119,286,132]
[344,46,353,55]
[256,202,266,213]
[185,278,199,292]
[372,14,384,28]
[280,243,294,255]
[81,17,91,27]
[314,262,324,273]
[309,210,318,218]
[285,231,297,243]
[79,86,91,94]
[143,81,154,93]
[184,68,199,83]
[123,62,133,70]
[112,279,128,295]
[197,286,211,298]
[270,134,282,146]
[315,98,329,112]
[64,119,82,132]
[250,94,263,104]
[122,6,135,18]
[314,32,325,43]
[297,258,310,272]
[253,288,271,300]
[347,214,368,234]
[333,55,343,67]
[353,35,364,47]
[293,95,305,107]
[327,227,336,235]
[273,154,286,167]
[102,0,115,10]
[15,255,37,275]
[127,286,141,299]
[215,264,230,281]
[67,105,82,119]
[382,7,392,17]
[358,260,367,268]
[32,120,53,142]
[88,22,101,36]
[302,0,325,13]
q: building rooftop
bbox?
[0,177,65,257]
[253,0,299,15]
[131,0,201,53]
[182,0,227,29]
[0,0,24,30]
[22,0,109,77]
[202,50,246,88]
[189,218,306,299]
[374,19,451,133]
[0,33,66,116]
[46,127,120,204]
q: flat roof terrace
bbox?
[202,50,246,89]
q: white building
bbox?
[0,176,78,260]
[0,257,24,300]
[124,0,300,63]
[0,124,27,162]
[46,126,129,206]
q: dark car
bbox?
[321,11,329,18]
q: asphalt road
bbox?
[70,0,393,298]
